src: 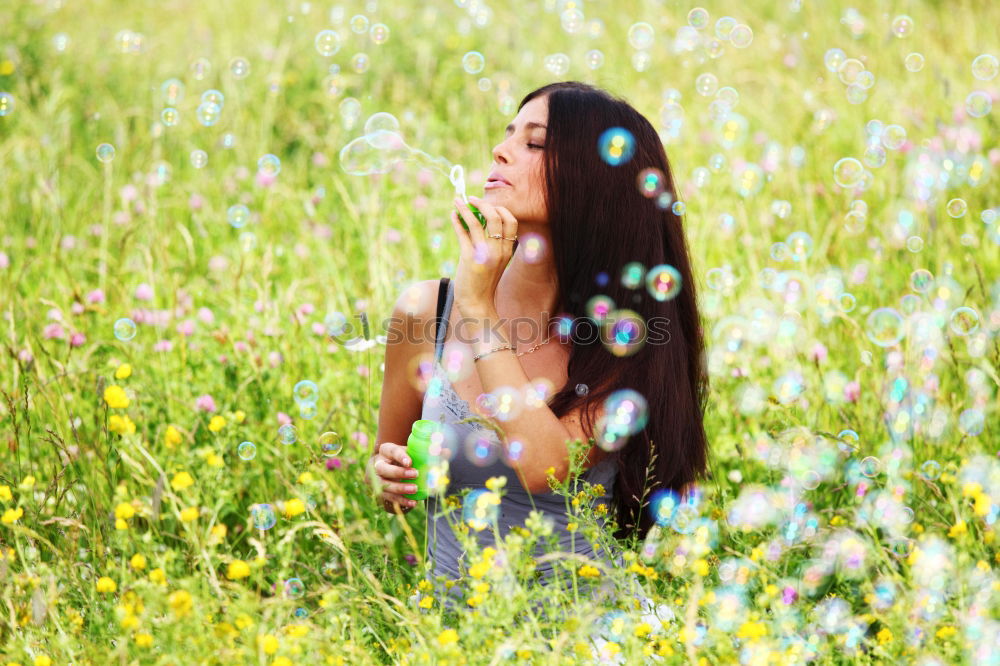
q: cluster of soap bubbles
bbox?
[596,389,650,451]
[197,89,224,127]
[824,48,876,104]
[293,379,319,420]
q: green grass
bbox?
[0,0,998,664]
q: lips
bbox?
[486,173,512,187]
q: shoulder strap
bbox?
[434,277,450,349]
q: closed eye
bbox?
[527,143,544,150]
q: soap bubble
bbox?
[227,204,250,229]
[891,15,914,37]
[958,409,984,436]
[238,441,257,461]
[597,389,649,451]
[882,125,907,149]
[863,144,886,168]
[695,73,719,96]
[319,431,343,457]
[733,161,764,196]
[190,57,211,81]
[315,30,341,56]
[946,198,967,218]
[463,488,500,531]
[904,52,925,72]
[837,59,865,85]
[824,48,846,73]
[688,8,710,29]
[364,112,400,139]
[627,22,655,50]
[462,51,485,74]
[294,380,319,405]
[160,108,180,128]
[602,309,647,357]
[965,91,992,118]
[196,102,221,126]
[370,23,390,45]
[96,143,116,163]
[191,150,208,169]
[585,49,604,69]
[860,456,882,477]
[949,307,980,336]
[544,53,570,76]
[919,460,942,481]
[730,24,753,48]
[229,57,250,79]
[672,201,686,216]
[350,14,369,33]
[114,318,137,341]
[637,168,666,198]
[0,92,13,116]
[258,154,281,176]
[715,16,737,40]
[283,577,305,598]
[972,54,999,81]
[278,424,297,445]
[201,89,224,108]
[786,231,814,261]
[339,129,410,175]
[251,503,277,530]
[597,127,635,166]
[832,158,864,188]
[646,264,682,301]
[865,308,905,347]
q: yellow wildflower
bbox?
[418,595,434,609]
[692,558,710,577]
[567,521,578,532]
[634,622,653,638]
[283,498,306,518]
[135,633,154,648]
[208,415,226,432]
[179,507,199,522]
[234,409,246,423]
[168,589,193,617]
[170,471,194,491]
[115,502,136,520]
[109,414,136,435]
[96,576,117,594]
[297,472,314,484]
[227,560,251,580]
[485,476,507,492]
[736,621,767,641]
[164,425,182,448]
[948,520,967,538]
[578,564,601,578]
[149,568,166,585]
[973,492,992,517]
[20,476,35,490]
[285,624,309,638]
[259,634,280,654]
[34,657,52,666]
[115,518,128,530]
[130,554,147,571]
[0,485,12,502]
[437,628,459,646]
[211,524,227,540]
[877,627,893,644]
[273,658,292,666]
[936,625,958,639]
[104,384,130,409]
[2,507,24,525]
[115,363,132,379]
[206,453,224,468]
[962,482,983,498]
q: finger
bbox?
[449,210,474,255]
[454,197,487,244]
[382,493,415,513]
[468,195,503,242]
[378,442,410,468]
[493,205,519,241]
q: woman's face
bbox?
[482,95,549,225]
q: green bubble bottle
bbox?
[449,164,489,232]
[402,419,442,501]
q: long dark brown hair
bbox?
[519,81,710,545]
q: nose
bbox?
[491,138,510,165]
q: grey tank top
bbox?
[418,279,624,608]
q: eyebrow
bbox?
[505,121,547,134]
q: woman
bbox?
[368,81,709,618]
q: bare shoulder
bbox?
[390,278,444,323]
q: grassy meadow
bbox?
[0,0,998,664]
